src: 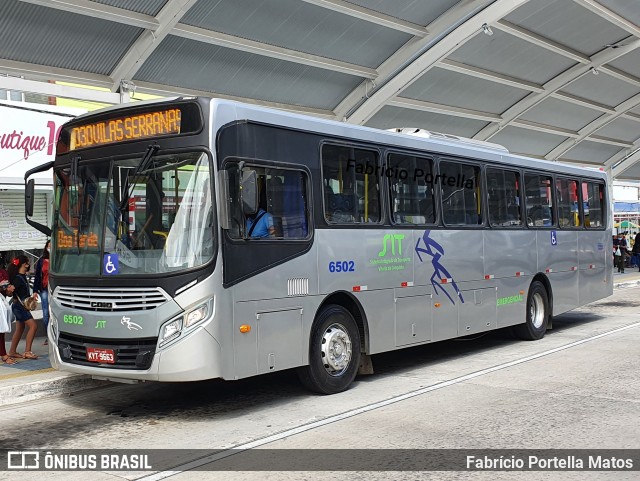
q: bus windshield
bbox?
[52,151,215,276]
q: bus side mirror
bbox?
[240,169,258,216]
[25,179,35,217]
[24,163,53,237]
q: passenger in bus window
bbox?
[246,181,275,238]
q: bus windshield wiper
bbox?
[118,143,160,214]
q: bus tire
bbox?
[297,304,361,394]
[512,280,549,340]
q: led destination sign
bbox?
[69,108,182,150]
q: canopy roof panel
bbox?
[0,0,639,178]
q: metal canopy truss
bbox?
[2,0,640,178]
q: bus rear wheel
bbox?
[512,280,549,340]
[297,304,361,394]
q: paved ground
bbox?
[0,274,638,479]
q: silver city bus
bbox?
[25,97,612,394]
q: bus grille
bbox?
[54,286,169,312]
[58,333,157,370]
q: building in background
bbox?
[613,181,640,236]
[0,77,161,256]
[0,99,85,253]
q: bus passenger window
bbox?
[388,153,435,225]
[322,144,380,223]
[487,168,522,227]
[556,178,580,228]
[582,181,605,228]
[524,174,554,227]
[439,160,482,226]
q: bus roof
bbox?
[66,96,608,182]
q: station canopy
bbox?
[1,0,640,178]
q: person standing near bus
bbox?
[7,255,39,360]
[0,281,17,365]
[0,256,8,284]
[615,234,626,273]
[33,240,50,345]
[633,232,640,272]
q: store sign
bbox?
[0,102,82,185]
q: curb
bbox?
[0,372,110,407]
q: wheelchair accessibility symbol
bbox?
[103,254,119,275]
[550,230,558,246]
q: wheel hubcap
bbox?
[530,292,545,329]
[321,323,352,376]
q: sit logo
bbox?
[379,234,405,257]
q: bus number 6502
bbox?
[329,261,355,273]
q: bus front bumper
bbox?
[49,326,223,382]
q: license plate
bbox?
[86,347,115,364]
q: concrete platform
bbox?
[2,270,640,407]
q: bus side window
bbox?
[556,177,580,228]
[440,160,482,226]
[388,153,435,225]
[583,181,605,229]
[525,173,554,227]
[487,168,522,227]
[322,144,381,224]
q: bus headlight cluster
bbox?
[159,299,212,348]
[160,317,183,346]
[185,303,208,328]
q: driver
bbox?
[246,180,275,238]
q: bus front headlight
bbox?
[160,317,183,346]
[185,303,209,328]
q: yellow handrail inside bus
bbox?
[364,172,368,222]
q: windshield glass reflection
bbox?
[52,152,215,276]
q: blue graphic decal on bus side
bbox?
[415,230,464,304]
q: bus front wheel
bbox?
[297,304,361,394]
[513,280,549,340]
